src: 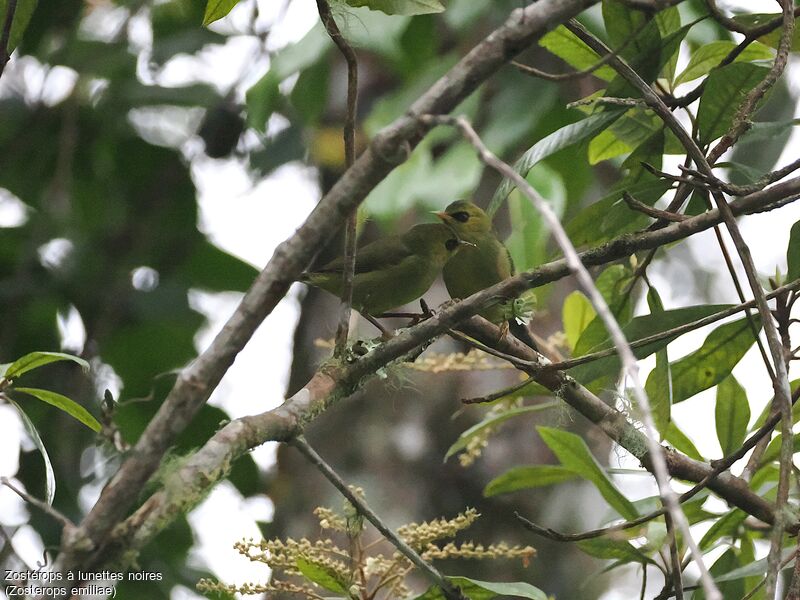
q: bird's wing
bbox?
[314,235,413,275]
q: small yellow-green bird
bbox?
[301,222,465,317]
[436,200,537,347]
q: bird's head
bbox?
[403,223,472,264]
[433,200,493,239]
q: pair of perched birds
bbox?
[302,200,523,332]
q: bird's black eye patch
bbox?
[445,238,460,251]
[451,211,470,223]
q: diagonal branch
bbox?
[291,436,466,600]
[52,0,600,579]
[421,113,718,600]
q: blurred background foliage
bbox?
[1,0,798,598]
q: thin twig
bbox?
[664,511,684,600]
[0,0,17,79]
[462,375,535,404]
[707,0,794,164]
[316,0,359,357]
[421,113,720,600]
[623,191,687,222]
[290,436,466,600]
[1,477,75,530]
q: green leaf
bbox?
[587,107,660,164]
[670,317,759,404]
[733,13,800,52]
[295,558,350,595]
[562,291,596,351]
[414,577,547,600]
[787,219,800,282]
[489,109,625,215]
[446,402,559,460]
[505,162,566,272]
[7,398,56,505]
[695,549,745,600]
[0,0,37,52]
[539,25,616,82]
[569,303,731,386]
[14,387,102,432]
[714,547,795,583]
[4,351,90,380]
[760,432,800,465]
[572,265,634,357]
[484,465,578,497]
[697,62,771,145]
[674,41,774,86]
[576,537,653,565]
[245,71,281,133]
[645,288,671,437]
[202,0,240,25]
[699,508,745,551]
[664,422,704,461]
[715,375,750,456]
[538,427,638,520]
[343,0,444,15]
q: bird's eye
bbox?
[445,238,460,251]
[452,211,470,223]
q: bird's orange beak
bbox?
[433,210,450,223]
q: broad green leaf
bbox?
[740,118,800,145]
[674,41,774,86]
[8,398,56,505]
[483,465,578,497]
[296,558,349,595]
[562,291,595,350]
[670,317,759,404]
[0,0,37,52]
[569,303,731,386]
[565,179,672,248]
[202,0,240,25]
[572,265,634,357]
[715,375,750,455]
[588,108,660,164]
[760,432,800,465]
[714,547,795,583]
[697,63,771,145]
[539,25,616,81]
[344,0,444,15]
[664,422,704,461]
[245,24,331,131]
[4,351,90,380]
[699,508,745,551]
[489,109,625,215]
[645,288,671,437]
[695,549,745,600]
[733,13,800,52]
[655,7,682,83]
[787,219,800,282]
[538,427,638,520]
[414,577,546,600]
[576,537,653,565]
[15,387,102,432]
[505,162,566,272]
[446,402,559,460]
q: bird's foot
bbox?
[365,314,394,340]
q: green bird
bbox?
[436,200,537,347]
[301,222,466,317]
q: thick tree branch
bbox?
[52,0,599,578]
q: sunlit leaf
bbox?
[674,41,774,86]
[202,0,240,26]
[344,0,444,15]
[14,387,102,432]
[484,465,578,497]
[4,351,89,380]
[538,427,638,520]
